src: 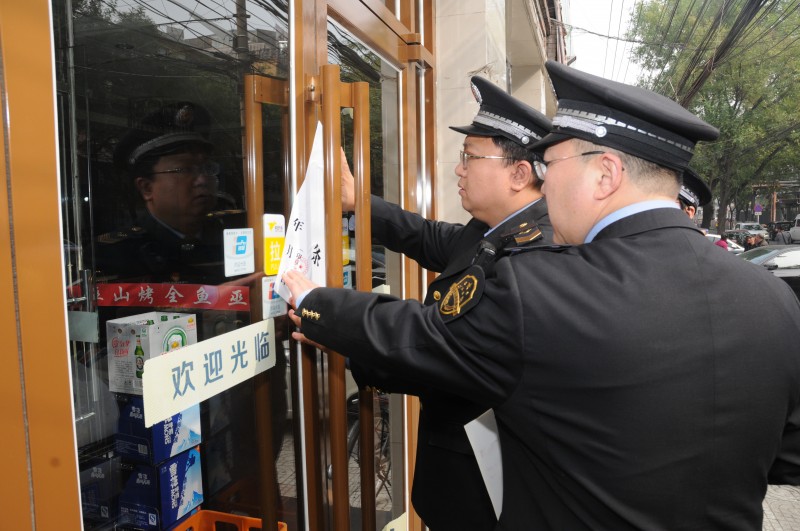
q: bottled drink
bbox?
[134,337,145,378]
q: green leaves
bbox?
[628,0,800,227]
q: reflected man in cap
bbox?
[97,102,286,482]
[285,62,800,529]
[97,102,229,283]
[339,76,553,531]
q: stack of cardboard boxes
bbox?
[83,311,205,530]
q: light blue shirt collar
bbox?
[584,200,679,243]
[485,197,543,237]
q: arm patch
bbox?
[438,265,485,323]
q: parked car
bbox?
[739,244,800,298]
[705,233,745,254]
[790,214,800,244]
[724,229,751,247]
[734,222,769,238]
[767,220,793,241]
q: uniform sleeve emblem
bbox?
[438,266,484,322]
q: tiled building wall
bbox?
[435,0,556,223]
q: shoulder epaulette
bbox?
[498,219,543,246]
[96,226,147,244]
[506,243,572,255]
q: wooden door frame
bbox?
[0,0,436,529]
[0,1,82,529]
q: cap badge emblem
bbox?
[470,82,483,105]
[174,105,195,127]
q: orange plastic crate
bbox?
[171,510,287,531]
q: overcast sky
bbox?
[565,0,642,83]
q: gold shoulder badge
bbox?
[514,225,542,245]
[498,220,544,246]
[438,265,485,322]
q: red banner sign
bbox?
[96,283,250,311]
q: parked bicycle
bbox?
[346,390,392,500]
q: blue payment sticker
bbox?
[235,235,247,255]
[223,229,255,277]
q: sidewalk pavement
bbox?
[763,485,800,530]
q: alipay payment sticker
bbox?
[224,228,255,277]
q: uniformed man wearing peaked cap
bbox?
[114,101,213,169]
[449,75,551,147]
[97,101,228,284]
[532,60,719,171]
[677,167,711,218]
[337,76,554,531]
[283,60,800,530]
[97,103,288,475]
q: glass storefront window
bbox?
[328,18,405,530]
[54,1,296,529]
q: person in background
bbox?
[775,225,793,245]
[340,75,554,531]
[676,167,711,219]
[744,234,756,251]
[754,233,769,248]
[715,233,729,250]
[285,60,800,530]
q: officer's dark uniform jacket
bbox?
[298,207,800,530]
[347,194,553,531]
[96,211,229,284]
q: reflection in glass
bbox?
[328,18,404,529]
[54,1,295,529]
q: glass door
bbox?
[328,19,405,530]
[51,0,432,529]
[54,1,297,529]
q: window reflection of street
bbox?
[328,16,405,526]
[56,1,295,529]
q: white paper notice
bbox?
[380,512,407,531]
[275,122,327,301]
[464,409,503,519]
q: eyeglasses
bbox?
[459,150,512,169]
[533,151,605,180]
[151,162,220,178]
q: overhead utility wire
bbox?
[610,0,627,81]
[723,0,800,62]
[622,0,646,82]
[650,0,700,93]
[643,0,675,87]
[127,0,231,50]
[666,0,724,95]
[678,0,773,105]
[602,0,615,77]
[76,6,243,77]
[666,0,734,101]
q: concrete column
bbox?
[435,0,507,224]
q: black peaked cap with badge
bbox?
[532,61,720,171]
[450,76,551,148]
[114,101,213,172]
[680,167,712,208]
